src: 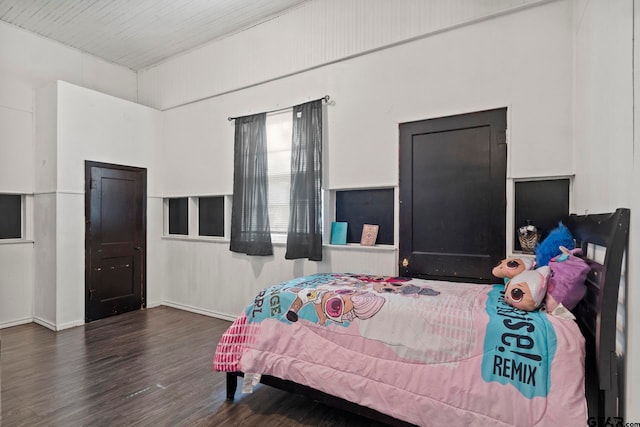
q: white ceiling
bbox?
[0,0,310,71]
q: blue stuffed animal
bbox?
[535,222,575,267]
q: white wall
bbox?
[0,21,138,328]
[32,82,57,329]
[149,1,574,319]
[6,79,162,331]
[572,0,637,417]
[162,241,398,319]
[0,75,35,328]
[51,81,162,328]
[0,21,137,103]
[573,1,633,212]
[0,242,34,327]
[0,76,34,192]
[138,0,549,110]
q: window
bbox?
[335,189,394,245]
[0,194,22,239]
[164,196,228,239]
[199,196,224,237]
[231,102,323,253]
[266,110,293,239]
[168,197,188,235]
[514,179,570,251]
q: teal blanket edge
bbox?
[481,285,557,398]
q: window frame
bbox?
[0,193,31,242]
[511,176,573,254]
[163,195,231,241]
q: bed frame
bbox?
[565,208,630,421]
[226,208,630,426]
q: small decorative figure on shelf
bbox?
[518,220,539,254]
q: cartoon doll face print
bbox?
[502,266,549,312]
[492,258,534,280]
[504,281,538,311]
[285,287,385,325]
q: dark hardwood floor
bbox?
[0,306,392,427]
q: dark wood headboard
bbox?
[564,208,630,420]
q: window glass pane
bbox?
[266,110,292,234]
[514,179,570,251]
[199,196,224,237]
[168,198,188,235]
[336,189,394,245]
[0,194,21,239]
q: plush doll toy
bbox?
[503,266,550,311]
[535,222,575,267]
[492,257,535,284]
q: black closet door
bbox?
[399,108,507,283]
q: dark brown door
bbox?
[85,161,146,322]
[399,108,506,283]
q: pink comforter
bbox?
[214,273,587,426]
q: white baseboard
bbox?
[56,320,85,331]
[0,317,33,329]
[33,317,83,331]
[7,305,234,332]
[161,301,236,322]
[33,316,57,331]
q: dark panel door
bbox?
[399,108,507,283]
[85,161,146,322]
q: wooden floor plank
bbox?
[1,306,390,426]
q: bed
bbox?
[214,208,630,426]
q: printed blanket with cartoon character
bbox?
[214,273,587,427]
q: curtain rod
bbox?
[227,95,330,121]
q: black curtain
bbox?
[285,100,323,261]
[229,113,273,256]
